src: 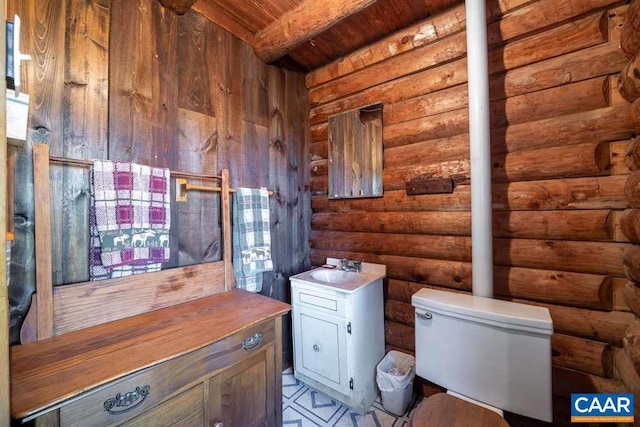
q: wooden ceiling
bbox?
[160,0,463,71]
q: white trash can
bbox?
[376,350,416,416]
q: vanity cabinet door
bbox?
[209,344,277,427]
[120,384,204,427]
[293,306,350,396]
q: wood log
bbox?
[312,140,615,192]
[507,298,635,346]
[157,0,197,15]
[310,26,618,124]
[385,105,632,153]
[493,268,613,311]
[552,366,628,398]
[379,141,611,188]
[312,210,615,242]
[552,334,614,378]
[629,96,640,129]
[306,0,602,89]
[490,138,610,185]
[615,349,640,394]
[309,122,327,143]
[382,140,612,189]
[310,141,327,161]
[494,239,629,278]
[385,279,469,306]
[625,171,640,208]
[315,248,614,311]
[384,83,469,128]
[385,134,467,169]
[385,299,415,327]
[385,74,608,129]
[306,1,468,88]
[624,244,640,283]
[313,211,470,235]
[610,140,632,175]
[252,0,376,64]
[620,209,640,242]
[309,31,468,106]
[623,280,640,317]
[618,53,640,102]
[623,319,640,375]
[621,0,640,57]
[613,278,631,312]
[492,175,628,211]
[380,109,614,173]
[387,265,613,312]
[311,230,631,277]
[625,136,640,171]
[308,1,612,105]
[312,175,629,212]
[311,249,472,290]
[310,230,472,262]
[385,320,415,352]
[619,347,640,419]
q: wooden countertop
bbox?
[10,290,291,420]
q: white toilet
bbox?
[411,288,554,425]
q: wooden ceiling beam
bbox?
[157,0,199,15]
[253,0,378,64]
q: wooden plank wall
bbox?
[306,0,634,424]
[8,0,310,365]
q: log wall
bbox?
[306,0,635,424]
[8,0,311,365]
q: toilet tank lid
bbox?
[412,289,553,334]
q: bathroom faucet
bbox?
[341,258,362,272]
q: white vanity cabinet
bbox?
[290,260,385,413]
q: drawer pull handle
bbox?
[103,385,150,415]
[243,332,262,351]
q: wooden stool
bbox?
[409,393,510,427]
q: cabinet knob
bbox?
[313,344,320,352]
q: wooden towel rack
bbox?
[25,145,237,342]
[176,178,274,202]
[48,155,275,203]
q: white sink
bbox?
[310,269,362,284]
[290,259,386,293]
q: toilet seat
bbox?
[409,393,510,427]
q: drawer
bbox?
[292,283,346,318]
[59,320,274,426]
[121,383,204,427]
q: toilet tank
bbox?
[412,289,553,423]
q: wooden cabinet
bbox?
[11,291,290,427]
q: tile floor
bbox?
[282,369,420,427]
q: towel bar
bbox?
[176,178,274,203]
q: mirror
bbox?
[328,103,383,199]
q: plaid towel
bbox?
[89,161,170,281]
[232,188,272,292]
